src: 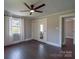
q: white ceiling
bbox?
[4,0,75,18]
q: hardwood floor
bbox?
[4,40,74,59]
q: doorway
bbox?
[60,15,75,49]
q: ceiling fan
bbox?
[20,2,45,15]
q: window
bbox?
[9,17,21,36]
[40,24,44,32]
[40,24,44,39]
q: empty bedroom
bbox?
[4,0,75,59]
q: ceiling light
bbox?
[30,10,35,12]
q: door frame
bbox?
[59,13,75,47]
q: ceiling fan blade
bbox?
[34,4,45,10]
[31,5,34,9]
[24,2,31,9]
[35,10,43,13]
[30,12,32,15]
[20,10,30,12]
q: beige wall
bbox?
[24,17,32,39]
[4,16,10,46]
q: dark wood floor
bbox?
[4,40,74,59]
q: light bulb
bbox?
[30,10,34,12]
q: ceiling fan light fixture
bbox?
[30,10,35,12]
[22,2,46,15]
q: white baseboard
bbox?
[4,38,32,46]
[5,38,61,47]
[34,39,61,47]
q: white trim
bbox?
[64,36,73,39]
[60,13,75,18]
[38,9,74,19]
[59,13,75,45]
[4,38,32,46]
[34,39,61,47]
